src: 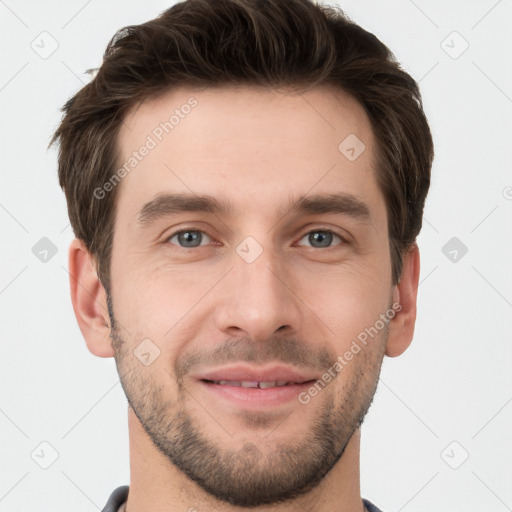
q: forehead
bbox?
[114,84,383,222]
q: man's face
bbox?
[109,85,394,506]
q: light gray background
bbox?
[1,0,511,510]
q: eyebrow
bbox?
[285,193,370,220]
[137,192,371,226]
[138,193,235,225]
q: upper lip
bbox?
[195,364,318,384]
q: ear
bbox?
[68,238,114,358]
[385,244,420,358]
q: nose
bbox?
[213,244,303,342]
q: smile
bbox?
[204,380,296,388]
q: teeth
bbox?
[210,380,290,388]
[241,381,259,388]
[258,381,277,389]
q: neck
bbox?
[125,407,365,512]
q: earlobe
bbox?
[385,244,420,358]
[68,239,114,358]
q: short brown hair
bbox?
[50,0,434,289]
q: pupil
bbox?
[179,231,201,247]
[310,231,332,248]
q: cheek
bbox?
[295,265,391,343]
[110,260,221,340]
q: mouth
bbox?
[201,379,313,388]
[194,365,318,408]
[199,379,317,408]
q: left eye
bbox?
[167,230,213,248]
[297,230,344,248]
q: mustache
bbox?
[174,336,336,381]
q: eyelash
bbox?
[165,227,348,249]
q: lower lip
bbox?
[199,380,315,408]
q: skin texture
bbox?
[69,84,420,512]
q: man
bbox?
[50,0,433,510]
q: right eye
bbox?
[166,229,214,248]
